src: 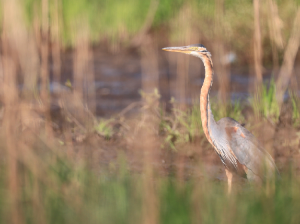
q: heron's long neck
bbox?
[200,56,217,145]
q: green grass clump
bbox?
[159,97,244,150]
[160,100,203,150]
[95,118,114,139]
[289,90,300,127]
[211,98,245,123]
[251,79,280,122]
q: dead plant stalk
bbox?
[275,9,300,108]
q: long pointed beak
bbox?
[162,46,191,54]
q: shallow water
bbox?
[45,48,298,116]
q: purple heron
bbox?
[163,44,278,192]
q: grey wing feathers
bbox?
[217,117,278,180]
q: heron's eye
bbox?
[198,47,208,52]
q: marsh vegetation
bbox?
[0,0,300,223]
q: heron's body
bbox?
[163,44,278,192]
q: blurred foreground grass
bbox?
[0,152,299,224]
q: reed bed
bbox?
[0,0,300,223]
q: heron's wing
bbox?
[218,118,277,179]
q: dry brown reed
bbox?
[51,0,62,84]
[127,92,161,224]
[0,0,96,221]
[2,1,25,223]
[266,0,284,73]
[2,56,22,224]
[141,36,159,93]
[253,0,263,87]
[214,0,230,105]
[275,8,300,108]
[140,112,159,224]
[170,4,198,110]
[139,40,161,224]
[41,0,53,138]
[71,23,95,133]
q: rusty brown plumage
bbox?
[200,56,214,144]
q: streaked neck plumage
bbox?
[194,53,218,145]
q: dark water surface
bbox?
[46,47,296,116]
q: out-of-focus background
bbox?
[1,0,300,223]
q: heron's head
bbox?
[162,44,211,59]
